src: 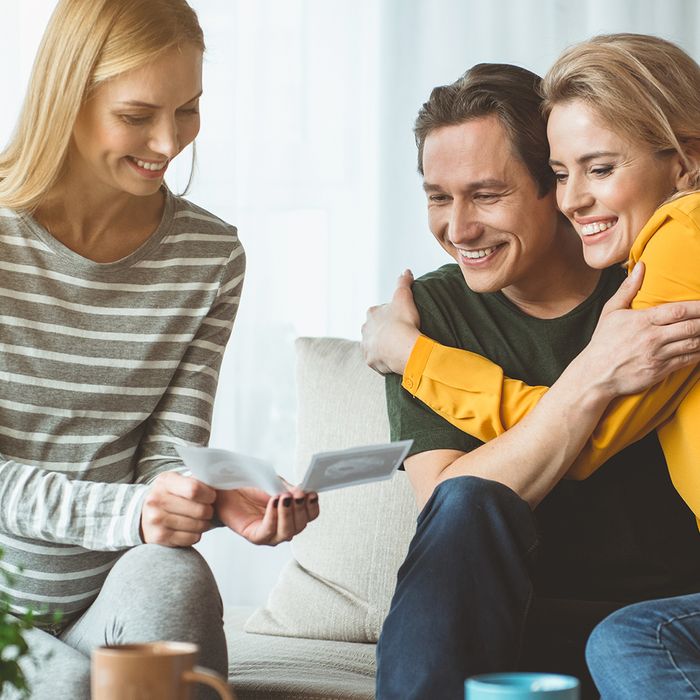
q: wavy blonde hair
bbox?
[541,33,700,193]
[0,0,204,212]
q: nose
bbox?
[448,200,484,246]
[148,116,180,160]
[558,173,594,219]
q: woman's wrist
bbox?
[554,352,615,415]
[392,325,421,375]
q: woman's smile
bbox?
[547,99,681,268]
[126,155,169,179]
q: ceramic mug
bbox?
[465,672,580,699]
[91,641,236,700]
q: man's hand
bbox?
[362,269,421,375]
[215,485,320,546]
[141,472,216,547]
[581,262,700,397]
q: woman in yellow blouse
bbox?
[365,34,700,698]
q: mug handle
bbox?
[182,666,237,700]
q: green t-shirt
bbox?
[387,263,700,602]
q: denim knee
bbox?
[422,476,528,526]
[586,610,626,674]
[586,599,700,700]
[586,601,659,674]
[433,474,513,508]
[415,476,536,558]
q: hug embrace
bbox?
[1,1,700,699]
[363,32,700,700]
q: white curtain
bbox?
[2,0,699,607]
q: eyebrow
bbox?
[422,178,508,193]
[115,90,203,109]
[549,151,621,167]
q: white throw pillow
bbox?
[245,337,418,642]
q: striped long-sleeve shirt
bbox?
[0,190,245,630]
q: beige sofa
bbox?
[224,337,419,699]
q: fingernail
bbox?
[309,496,319,503]
[282,497,292,507]
[272,498,279,507]
[294,497,305,504]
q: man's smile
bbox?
[455,243,506,262]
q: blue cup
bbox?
[465,673,580,699]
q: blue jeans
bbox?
[376,476,539,699]
[587,593,700,699]
[375,476,617,700]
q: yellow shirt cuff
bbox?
[402,334,434,395]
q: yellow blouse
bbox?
[402,192,700,521]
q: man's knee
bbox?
[411,476,537,568]
[434,475,518,506]
[424,476,530,529]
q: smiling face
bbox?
[547,99,682,268]
[422,116,562,295]
[70,43,203,198]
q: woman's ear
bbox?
[672,143,700,191]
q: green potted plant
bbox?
[0,550,37,698]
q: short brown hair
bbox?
[414,63,554,196]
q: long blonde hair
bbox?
[541,33,700,193]
[0,0,204,212]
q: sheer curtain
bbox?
[1,0,699,606]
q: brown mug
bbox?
[91,641,236,700]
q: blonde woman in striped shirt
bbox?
[0,1,319,697]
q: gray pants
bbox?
[4,545,228,700]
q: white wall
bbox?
[2,0,700,608]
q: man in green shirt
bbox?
[365,64,700,700]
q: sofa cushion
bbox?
[245,337,418,643]
[227,607,375,700]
